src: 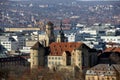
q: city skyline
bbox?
[0,0,120,79]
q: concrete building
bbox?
[12,35,26,49]
[0,36,18,51]
[20,46,31,53]
[85,64,120,80]
[106,29,116,36]
[0,56,29,69]
[106,42,120,48]
[4,27,41,32]
[66,33,76,42]
[101,36,120,43]
[26,40,37,47]
[79,28,97,36]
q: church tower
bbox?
[45,21,55,46]
[57,21,66,42]
[30,41,45,69]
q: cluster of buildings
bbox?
[0,1,120,80]
[0,1,120,29]
[86,64,120,80]
[0,21,120,80]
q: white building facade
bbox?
[101,36,120,43]
[0,36,18,51]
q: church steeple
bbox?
[57,20,66,42]
[45,21,55,46]
[45,21,54,37]
[60,20,64,34]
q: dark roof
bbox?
[65,51,71,56]
[104,47,120,53]
[98,47,120,57]
[31,41,44,50]
[0,56,27,62]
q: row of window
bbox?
[4,46,11,47]
[0,61,22,65]
[0,58,22,61]
[87,77,116,80]
[103,38,120,41]
[48,57,62,60]
[48,61,61,65]
[48,57,81,62]
[53,45,77,48]
[2,42,11,44]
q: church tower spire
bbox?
[57,20,66,42]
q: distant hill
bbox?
[0,0,8,2]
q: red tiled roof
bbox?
[104,47,120,53]
[49,42,85,56]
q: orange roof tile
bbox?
[104,47,120,53]
[49,42,86,56]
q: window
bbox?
[58,57,61,60]
[102,77,104,80]
[55,57,57,60]
[92,77,94,80]
[87,77,90,80]
[52,62,54,64]
[52,57,54,59]
[33,61,34,64]
[112,78,115,80]
[55,62,57,65]
[118,39,120,41]
[78,58,81,61]
[58,62,60,65]
[49,57,51,59]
